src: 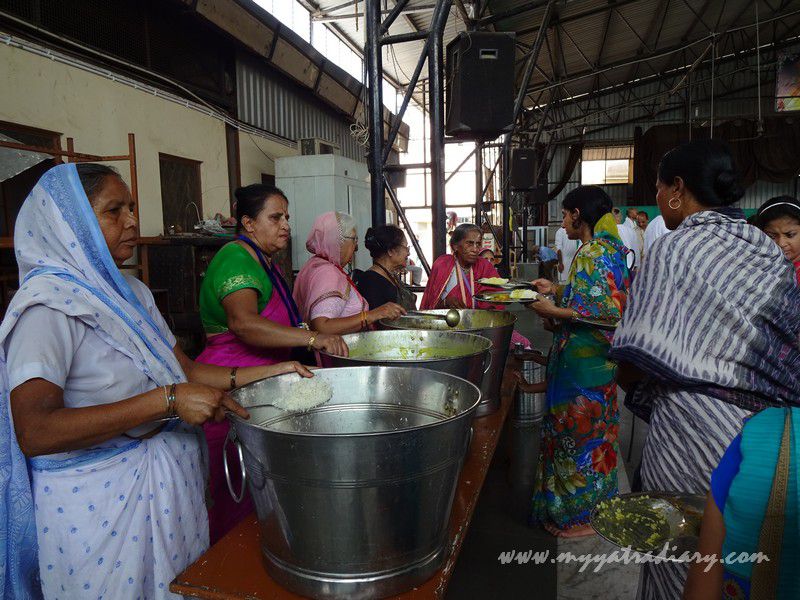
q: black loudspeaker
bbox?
[524,185,549,205]
[386,169,406,189]
[446,32,516,139]
[511,148,537,190]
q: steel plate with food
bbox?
[476,277,534,290]
[474,289,541,304]
[572,316,620,330]
[590,492,705,561]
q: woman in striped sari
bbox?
[610,140,800,600]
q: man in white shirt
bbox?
[644,214,669,253]
[636,211,649,231]
[613,208,640,269]
[623,208,644,262]
[623,208,639,231]
[554,226,580,283]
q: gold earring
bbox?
[668,196,682,210]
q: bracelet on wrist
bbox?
[307,333,317,351]
[162,385,170,415]
[230,367,238,390]
[167,383,177,417]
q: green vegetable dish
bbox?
[593,495,672,552]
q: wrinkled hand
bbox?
[263,361,315,379]
[445,296,467,309]
[530,278,554,294]
[370,302,407,322]
[527,296,559,319]
[173,383,249,425]
[315,333,349,357]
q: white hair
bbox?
[336,212,357,239]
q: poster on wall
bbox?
[776,52,800,112]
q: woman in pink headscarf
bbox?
[294,212,406,333]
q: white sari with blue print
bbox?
[0,164,208,599]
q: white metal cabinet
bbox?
[276,155,371,272]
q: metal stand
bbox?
[365,0,554,273]
[365,0,452,272]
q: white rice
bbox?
[272,377,333,412]
[510,288,537,300]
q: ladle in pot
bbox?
[405,309,461,328]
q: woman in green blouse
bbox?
[196,183,346,542]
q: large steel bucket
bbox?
[318,330,492,392]
[515,360,547,425]
[381,309,516,416]
[226,366,481,599]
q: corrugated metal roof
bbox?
[309,0,800,135]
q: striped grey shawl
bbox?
[610,210,800,412]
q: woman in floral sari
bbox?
[526,185,630,537]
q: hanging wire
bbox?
[710,34,715,139]
[756,1,763,136]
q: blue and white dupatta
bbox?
[0,164,185,598]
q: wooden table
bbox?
[171,368,517,599]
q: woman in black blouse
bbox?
[355,225,417,311]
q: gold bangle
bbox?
[570,309,580,321]
[307,333,317,351]
[361,310,368,330]
[230,367,238,390]
[162,385,170,416]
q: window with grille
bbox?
[580,145,633,185]
[159,154,202,235]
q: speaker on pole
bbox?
[510,148,537,190]
[445,32,516,139]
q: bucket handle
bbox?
[483,350,493,375]
[223,430,247,504]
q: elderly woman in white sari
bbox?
[0,163,311,599]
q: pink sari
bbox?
[294,211,367,322]
[419,254,531,348]
[420,255,502,310]
[195,279,293,544]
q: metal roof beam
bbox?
[453,0,473,27]
[530,52,782,134]
[524,34,799,128]
[595,8,614,69]
[515,0,645,37]
[554,78,774,142]
[525,6,800,96]
[477,0,551,27]
[380,0,411,34]
[622,0,672,86]
[509,0,557,139]
[713,0,728,31]
[678,0,713,33]
[301,0,406,90]
[311,5,437,22]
